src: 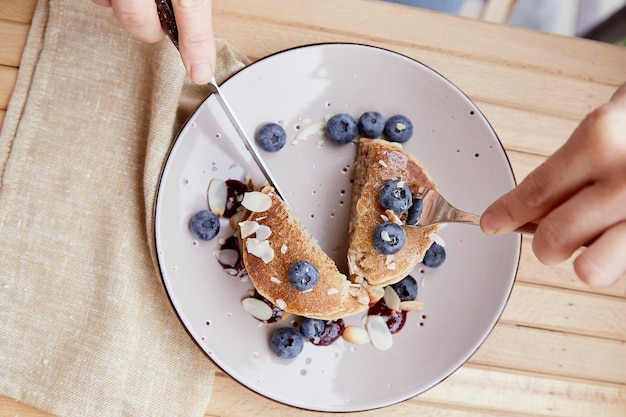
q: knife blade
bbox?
[155,0,288,202]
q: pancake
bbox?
[347,138,439,299]
[238,186,370,320]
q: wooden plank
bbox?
[0,0,37,23]
[213,0,626,85]
[501,282,626,340]
[420,365,626,416]
[471,323,626,384]
[0,65,18,110]
[0,20,30,67]
[516,236,626,297]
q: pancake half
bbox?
[239,186,370,320]
[347,138,439,298]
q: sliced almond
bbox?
[207,178,227,216]
[385,209,403,226]
[215,248,239,267]
[275,298,287,310]
[241,191,272,213]
[238,220,260,239]
[357,198,368,216]
[428,232,446,247]
[327,288,339,296]
[366,315,393,351]
[270,276,282,284]
[255,225,272,241]
[399,300,425,312]
[241,297,273,321]
[342,326,370,345]
[245,238,275,263]
[383,286,401,311]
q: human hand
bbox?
[92,0,216,84]
[481,82,626,288]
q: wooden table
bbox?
[1,0,625,416]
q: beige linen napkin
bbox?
[0,1,249,416]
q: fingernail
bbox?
[481,211,498,235]
[189,61,213,84]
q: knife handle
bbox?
[156,0,179,49]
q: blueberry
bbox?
[325,113,358,144]
[405,198,424,225]
[299,318,325,339]
[372,222,406,255]
[391,275,418,301]
[379,180,413,215]
[384,115,413,143]
[270,327,304,359]
[358,111,385,138]
[256,123,286,152]
[288,260,319,291]
[189,210,220,241]
[422,242,446,268]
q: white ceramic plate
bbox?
[154,43,520,412]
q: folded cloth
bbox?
[0,1,249,416]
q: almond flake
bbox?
[245,238,275,263]
[385,209,403,225]
[255,225,272,241]
[215,248,239,267]
[270,276,282,284]
[383,286,401,311]
[241,191,272,213]
[386,262,397,270]
[207,178,227,216]
[366,315,393,351]
[327,288,339,296]
[428,232,446,247]
[239,220,260,238]
[275,298,287,309]
[342,326,370,345]
[378,160,387,167]
[280,244,288,254]
[241,297,273,321]
[385,254,395,265]
[399,300,425,311]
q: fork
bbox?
[403,187,538,235]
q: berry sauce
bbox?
[216,235,246,277]
[224,179,249,218]
[368,299,407,334]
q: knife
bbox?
[155,0,288,202]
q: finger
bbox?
[531,178,626,264]
[110,0,165,43]
[172,0,216,84]
[481,140,593,235]
[92,0,112,6]
[573,220,626,288]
